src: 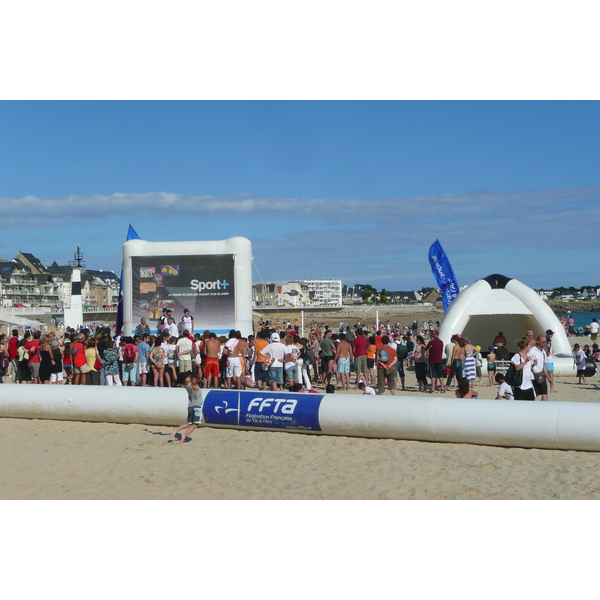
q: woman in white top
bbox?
[162,335,178,387]
[283,334,300,388]
[511,337,535,400]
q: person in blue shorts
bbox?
[170,375,203,443]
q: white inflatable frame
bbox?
[439,274,576,376]
[123,236,253,337]
[2,387,600,452]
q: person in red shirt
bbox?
[352,328,368,388]
[425,330,445,393]
[376,335,398,395]
[24,331,41,384]
[8,329,19,382]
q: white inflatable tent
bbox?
[438,274,576,376]
[123,236,253,337]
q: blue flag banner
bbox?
[115,224,141,337]
[428,239,459,311]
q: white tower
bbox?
[64,247,85,330]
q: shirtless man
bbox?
[333,333,353,391]
[487,346,496,386]
[226,331,248,390]
[203,333,221,389]
[493,332,507,347]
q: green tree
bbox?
[361,289,374,302]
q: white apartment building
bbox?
[289,279,342,308]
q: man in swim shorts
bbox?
[333,332,353,391]
[486,346,496,386]
[203,333,221,389]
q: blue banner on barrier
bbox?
[203,390,324,431]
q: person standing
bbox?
[8,329,19,382]
[39,335,53,384]
[544,330,556,393]
[320,330,335,385]
[366,336,377,386]
[137,334,151,387]
[181,309,195,335]
[283,334,301,389]
[260,333,287,392]
[528,334,549,401]
[413,335,429,392]
[573,343,587,384]
[463,337,477,389]
[444,336,466,392]
[568,315,575,337]
[511,337,535,400]
[307,331,321,383]
[486,346,496,386]
[25,331,41,384]
[164,317,179,339]
[202,333,221,389]
[121,337,139,387]
[425,330,444,393]
[589,318,599,342]
[176,330,194,379]
[333,332,353,391]
[352,328,368,388]
[135,317,151,337]
[85,338,101,385]
[103,339,122,386]
[72,334,88,386]
[376,335,397,395]
[253,330,269,391]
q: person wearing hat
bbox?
[260,333,287,391]
[475,345,483,383]
[158,308,169,335]
[181,309,194,335]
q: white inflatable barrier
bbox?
[0,385,188,426]
[199,389,600,452]
[3,386,600,452]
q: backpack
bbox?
[396,344,408,360]
[303,347,314,364]
[122,344,136,364]
[0,353,8,371]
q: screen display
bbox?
[131,254,235,333]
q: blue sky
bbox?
[1,100,599,290]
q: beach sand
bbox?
[2,370,600,500]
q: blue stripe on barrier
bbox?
[203,390,324,431]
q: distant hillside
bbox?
[547,301,600,313]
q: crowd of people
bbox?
[0,311,596,406]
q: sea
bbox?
[552,311,600,333]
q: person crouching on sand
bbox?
[170,374,203,443]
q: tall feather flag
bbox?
[114,224,141,337]
[428,239,459,311]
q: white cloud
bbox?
[2,186,600,230]
[2,187,599,289]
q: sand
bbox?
[2,367,600,500]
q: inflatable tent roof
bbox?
[438,274,575,376]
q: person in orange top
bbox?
[253,330,270,391]
[366,336,377,386]
[376,335,398,395]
